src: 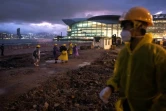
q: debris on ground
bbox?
[3,50,120,111]
[0,51,53,71]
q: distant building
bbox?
[62,15,121,41]
[0,33,13,39]
[17,28,22,39]
[147,14,166,38]
[62,14,166,41]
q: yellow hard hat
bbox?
[36,45,40,48]
[63,44,66,46]
[121,6,153,26]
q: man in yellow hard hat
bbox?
[33,44,41,66]
[68,42,73,56]
[99,6,166,111]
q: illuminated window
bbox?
[82,22,87,27]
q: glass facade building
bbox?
[67,21,121,39]
[62,14,166,40]
[147,14,166,38]
[62,15,120,40]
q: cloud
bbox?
[0,0,165,34]
[1,0,165,23]
[0,22,67,35]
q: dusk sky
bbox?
[0,0,165,36]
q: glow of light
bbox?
[0,22,67,35]
[84,10,114,17]
[30,22,65,28]
[75,10,121,18]
[155,11,162,15]
[29,22,67,35]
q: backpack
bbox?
[33,50,37,57]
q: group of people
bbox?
[32,42,79,66]
[53,43,79,63]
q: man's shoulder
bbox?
[144,42,165,50]
[142,43,166,55]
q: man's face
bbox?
[121,20,145,37]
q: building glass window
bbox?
[68,21,121,40]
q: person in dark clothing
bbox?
[60,44,67,52]
[33,45,41,66]
[53,44,60,63]
[0,44,4,56]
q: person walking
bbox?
[53,44,59,63]
[68,42,73,56]
[33,45,41,66]
[73,44,79,57]
[99,6,166,111]
[58,44,68,63]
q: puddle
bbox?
[45,60,61,63]
[40,53,46,55]
[83,62,91,65]
[78,62,91,67]
[0,88,6,95]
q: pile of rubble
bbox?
[5,50,119,111]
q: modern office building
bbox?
[147,14,166,38]
[17,28,22,39]
[62,14,166,41]
[62,15,121,41]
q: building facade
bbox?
[62,15,121,41]
[0,33,14,39]
[147,14,166,38]
[62,14,166,41]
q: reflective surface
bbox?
[67,21,122,40]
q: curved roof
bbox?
[62,18,87,26]
[88,15,120,20]
[62,14,166,26]
[62,15,120,26]
[153,14,166,20]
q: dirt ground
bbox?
[0,46,121,110]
